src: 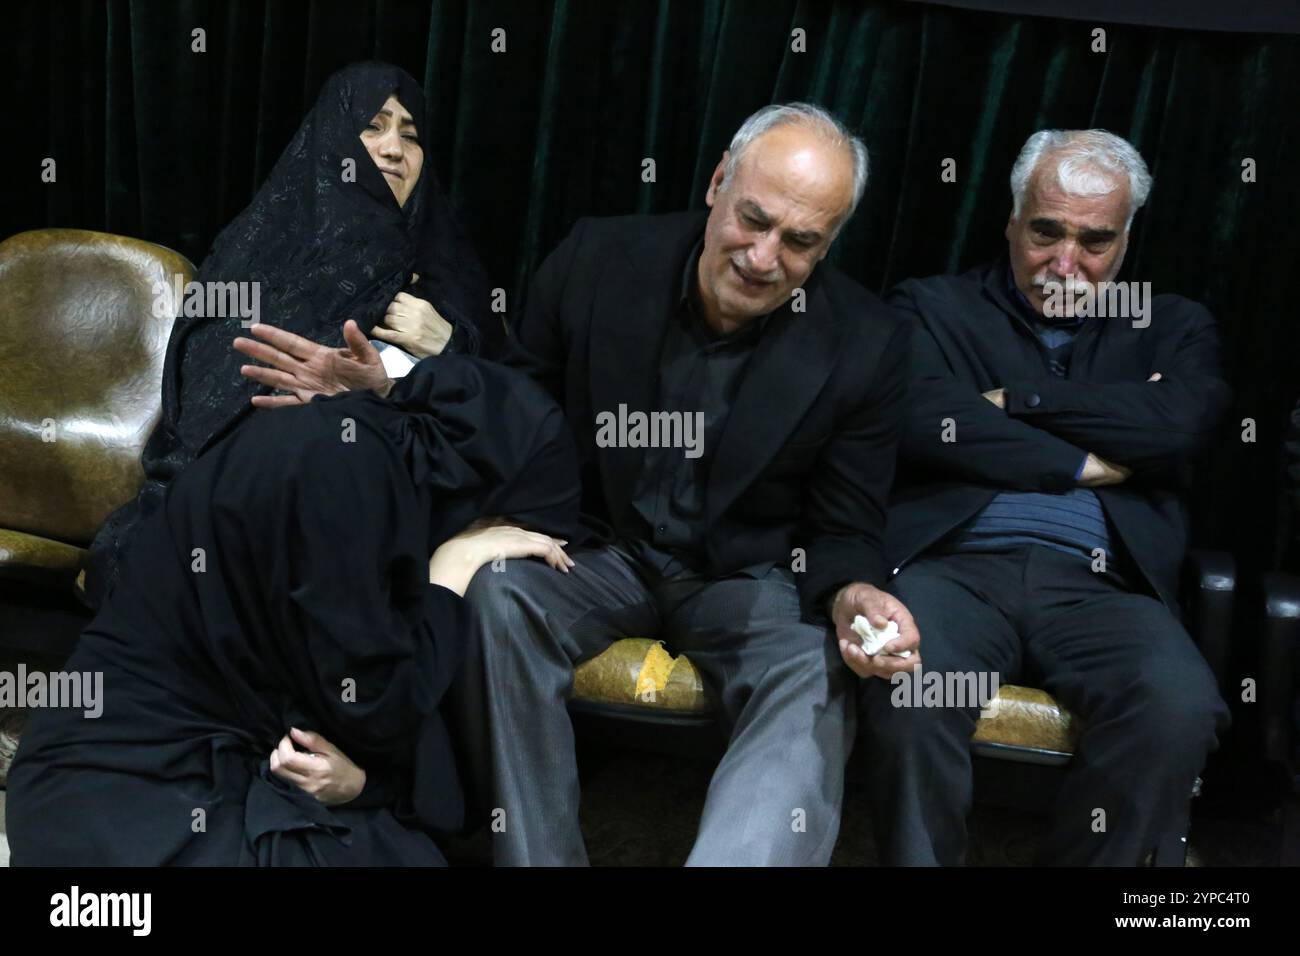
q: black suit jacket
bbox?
[505,211,910,621]
[885,259,1232,612]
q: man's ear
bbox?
[1004,213,1016,243]
[704,152,729,208]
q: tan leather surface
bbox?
[573,638,712,711]
[0,527,86,571]
[572,640,1079,753]
[973,684,1080,753]
[0,229,192,546]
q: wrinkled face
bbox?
[360,94,424,208]
[1005,157,1131,316]
[699,125,854,329]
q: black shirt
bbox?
[626,235,779,575]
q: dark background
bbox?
[3,0,1298,590]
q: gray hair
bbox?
[1010,129,1153,230]
[720,102,869,223]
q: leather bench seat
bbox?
[571,637,1080,757]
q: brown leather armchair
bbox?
[0,229,193,592]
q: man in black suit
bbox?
[863,129,1232,865]
[451,104,918,865]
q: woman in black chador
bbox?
[7,355,582,865]
[85,61,503,609]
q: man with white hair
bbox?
[862,129,1232,865]
[448,103,919,865]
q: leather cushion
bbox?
[0,229,192,545]
[0,527,86,573]
[571,638,1079,753]
[573,638,712,711]
[972,684,1080,754]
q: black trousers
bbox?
[859,544,1229,865]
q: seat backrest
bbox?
[0,229,194,545]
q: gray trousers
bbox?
[448,541,854,866]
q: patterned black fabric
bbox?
[7,357,584,865]
[85,62,497,609]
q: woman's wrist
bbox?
[409,326,451,360]
[428,538,485,596]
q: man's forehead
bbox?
[733,153,849,231]
[1023,175,1128,231]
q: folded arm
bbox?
[999,305,1230,474]
[891,290,1088,491]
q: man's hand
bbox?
[268,727,366,806]
[1078,452,1131,486]
[372,276,453,359]
[235,319,393,407]
[828,582,921,679]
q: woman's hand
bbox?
[236,319,393,406]
[428,521,575,596]
[268,727,366,806]
[372,276,453,359]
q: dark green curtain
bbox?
[4,0,1299,575]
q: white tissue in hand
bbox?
[850,615,911,658]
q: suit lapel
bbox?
[707,283,840,523]
[588,215,704,524]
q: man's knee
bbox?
[1118,662,1227,755]
[463,559,547,620]
[460,560,568,669]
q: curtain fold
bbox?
[2,0,1298,569]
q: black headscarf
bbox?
[86,61,499,607]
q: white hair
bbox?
[1010,129,1153,230]
[719,102,869,223]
